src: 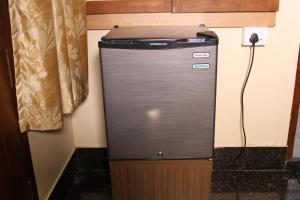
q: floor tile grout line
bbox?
[213,169,287,172]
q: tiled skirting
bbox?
[48,152,77,200]
[213,147,287,170]
[49,147,289,199]
[49,148,110,200]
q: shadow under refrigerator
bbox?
[99,26,218,200]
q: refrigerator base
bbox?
[110,159,212,200]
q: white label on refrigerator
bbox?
[193,52,210,58]
[192,64,210,69]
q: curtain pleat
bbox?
[8,0,88,132]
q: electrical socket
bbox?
[242,27,268,46]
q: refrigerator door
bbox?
[101,45,217,160]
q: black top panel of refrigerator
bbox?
[99,26,218,49]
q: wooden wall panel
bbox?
[172,0,279,13]
[110,160,212,200]
[87,12,276,30]
[87,0,172,14]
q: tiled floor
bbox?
[67,170,300,200]
[211,171,300,200]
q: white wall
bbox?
[28,116,75,200]
[72,30,109,148]
[214,1,300,147]
[73,0,300,148]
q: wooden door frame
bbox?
[21,133,39,200]
[0,0,39,199]
[287,46,300,160]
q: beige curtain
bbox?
[8,0,88,132]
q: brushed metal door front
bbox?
[100,46,217,160]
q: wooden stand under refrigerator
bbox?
[110,159,212,200]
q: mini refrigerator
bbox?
[99,26,218,200]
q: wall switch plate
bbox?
[242,27,268,46]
